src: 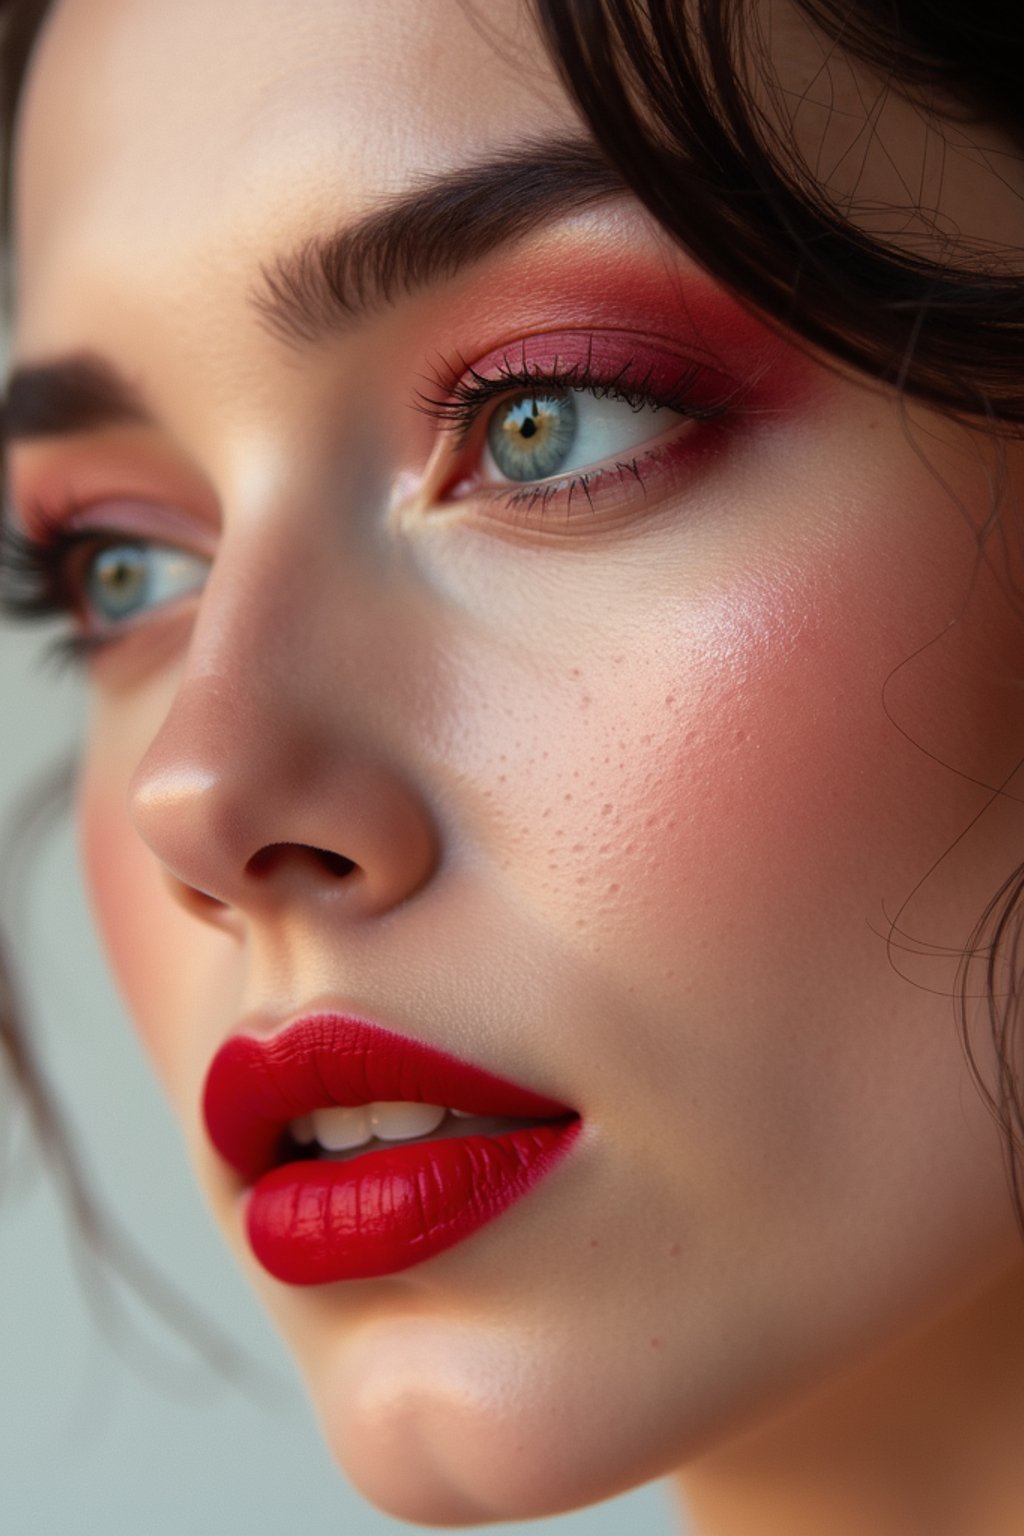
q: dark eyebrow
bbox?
[1,137,625,446]
[251,136,626,345]
[1,353,153,446]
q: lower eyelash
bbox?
[498,456,638,515]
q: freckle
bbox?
[590,1238,600,1249]
[734,729,747,744]
[665,694,677,707]
[542,751,549,760]
[641,734,653,746]
[576,875,589,886]
[669,1244,681,1258]
[571,842,585,853]
[650,1338,661,1350]
[575,918,587,928]
[598,842,611,855]
[542,808,552,819]
[498,774,507,783]
[571,667,581,678]
[563,793,573,802]
[580,696,592,709]
[601,803,614,816]
[645,813,659,828]
[608,882,621,894]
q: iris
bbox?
[487,389,578,480]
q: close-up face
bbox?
[8,0,1024,1526]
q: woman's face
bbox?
[10,0,1024,1523]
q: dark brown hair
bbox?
[2,0,1024,1245]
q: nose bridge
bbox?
[128,515,439,919]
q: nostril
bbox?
[246,843,357,881]
[317,849,358,879]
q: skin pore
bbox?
[7,0,1024,1531]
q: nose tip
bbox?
[128,683,439,928]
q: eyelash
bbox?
[0,511,133,668]
[416,346,731,514]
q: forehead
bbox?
[13,0,570,352]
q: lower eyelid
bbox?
[472,434,706,535]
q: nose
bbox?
[128,554,439,930]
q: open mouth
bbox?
[280,1105,560,1161]
[202,1015,581,1286]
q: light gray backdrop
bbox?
[0,616,685,1536]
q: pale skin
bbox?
[8,0,1024,1532]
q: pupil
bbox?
[520,416,538,439]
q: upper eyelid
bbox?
[416,351,737,495]
[5,481,221,563]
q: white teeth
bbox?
[291,1101,449,1152]
[313,1105,372,1152]
[369,1102,447,1141]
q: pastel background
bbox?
[0,615,682,1535]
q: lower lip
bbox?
[245,1120,581,1285]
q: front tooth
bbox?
[369,1102,446,1141]
[312,1105,373,1152]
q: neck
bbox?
[676,1259,1024,1536]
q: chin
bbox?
[297,1314,676,1527]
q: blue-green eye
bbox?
[486,391,578,480]
[482,387,677,487]
[83,540,209,626]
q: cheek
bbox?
[79,763,164,1052]
[77,726,228,1114]
[468,472,1024,1024]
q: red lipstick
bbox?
[202,1015,580,1285]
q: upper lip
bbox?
[202,1013,575,1182]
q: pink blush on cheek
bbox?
[552,557,986,978]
